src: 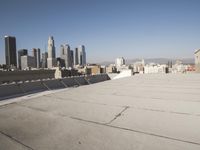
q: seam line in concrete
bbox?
[0,102,18,109]
[108,93,200,103]
[16,103,48,112]
[42,95,200,117]
[70,116,200,146]
[45,95,116,107]
[106,106,129,124]
[15,93,200,118]
[11,103,200,146]
[0,131,34,150]
[131,106,200,117]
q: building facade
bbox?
[78,45,86,66]
[32,48,41,68]
[41,52,48,68]
[18,49,28,70]
[5,36,17,68]
[60,44,73,68]
[144,64,168,74]
[115,57,125,72]
[74,45,86,67]
[194,49,200,73]
[70,50,74,67]
[21,55,36,70]
[47,36,56,68]
[74,47,79,65]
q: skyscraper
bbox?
[115,57,125,68]
[41,52,48,68]
[115,57,125,72]
[18,49,28,69]
[32,48,41,68]
[5,36,17,68]
[78,45,86,66]
[21,55,36,70]
[74,47,79,65]
[60,44,72,68]
[47,36,56,68]
[70,50,74,67]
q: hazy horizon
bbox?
[0,0,200,64]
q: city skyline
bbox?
[4,35,87,70]
[1,0,200,64]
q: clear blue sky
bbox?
[0,0,200,64]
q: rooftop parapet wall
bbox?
[0,74,110,100]
[0,69,81,84]
[0,70,55,84]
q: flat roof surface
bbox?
[1,74,200,150]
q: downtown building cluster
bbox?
[4,36,86,70]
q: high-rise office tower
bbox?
[5,36,17,68]
[32,48,41,68]
[78,45,86,66]
[115,57,125,68]
[21,55,36,70]
[74,47,79,65]
[115,57,125,72]
[47,36,56,68]
[41,52,48,68]
[60,44,72,68]
[70,50,74,67]
[18,49,28,69]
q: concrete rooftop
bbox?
[1,74,200,150]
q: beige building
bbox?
[106,65,117,73]
[77,67,91,75]
[90,65,101,75]
[195,49,200,73]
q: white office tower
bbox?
[60,44,72,68]
[115,57,125,72]
[47,36,56,68]
[115,57,125,68]
[78,45,86,66]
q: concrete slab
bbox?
[110,108,200,144]
[0,104,200,150]
[1,74,200,149]
[17,95,123,124]
[50,91,200,116]
[0,132,30,150]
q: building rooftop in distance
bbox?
[1,74,200,150]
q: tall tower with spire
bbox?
[47,36,56,68]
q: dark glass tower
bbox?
[74,47,79,65]
[70,50,74,67]
[5,36,17,68]
[32,48,41,68]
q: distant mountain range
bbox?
[94,58,195,66]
